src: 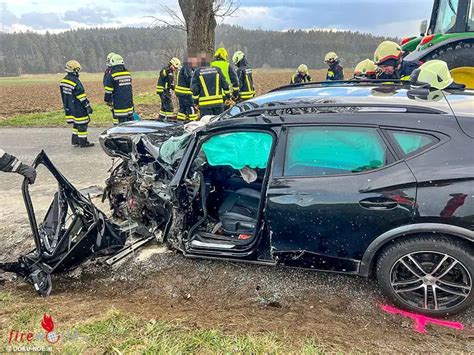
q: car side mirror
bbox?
[420,20,428,35]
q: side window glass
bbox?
[284,127,390,177]
[389,131,439,156]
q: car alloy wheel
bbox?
[390,251,472,312]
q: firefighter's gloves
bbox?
[106,101,113,108]
[86,105,93,115]
[225,98,236,107]
[18,163,37,184]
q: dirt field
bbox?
[0,69,337,120]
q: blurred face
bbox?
[378,64,396,75]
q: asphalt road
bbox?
[0,127,112,191]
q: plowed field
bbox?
[0,69,341,120]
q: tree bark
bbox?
[178,0,216,56]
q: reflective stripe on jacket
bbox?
[191,66,231,107]
[210,59,239,95]
[236,61,256,100]
[59,73,90,121]
[175,64,193,96]
[103,64,134,114]
[156,66,174,94]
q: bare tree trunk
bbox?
[178,0,216,55]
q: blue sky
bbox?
[1,0,433,37]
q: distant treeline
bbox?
[0,25,393,76]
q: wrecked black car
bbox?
[3,81,473,317]
[98,82,474,316]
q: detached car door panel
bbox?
[267,125,417,271]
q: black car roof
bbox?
[204,82,474,134]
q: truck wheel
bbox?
[376,235,473,317]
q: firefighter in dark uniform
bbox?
[211,47,240,101]
[232,50,256,101]
[59,60,94,148]
[191,54,231,117]
[104,54,134,125]
[291,64,312,84]
[374,41,420,80]
[324,52,344,81]
[156,57,181,120]
[175,57,198,121]
[0,149,36,183]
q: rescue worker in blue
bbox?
[232,50,256,101]
[0,149,36,183]
[291,64,312,84]
[59,60,94,148]
[175,55,198,121]
[211,47,240,100]
[191,52,231,117]
[324,52,344,81]
[104,54,134,125]
[374,41,420,80]
[156,57,181,120]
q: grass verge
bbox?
[1,308,329,354]
[0,93,160,127]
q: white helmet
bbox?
[297,64,309,74]
[232,50,245,65]
[170,57,181,69]
[410,60,454,90]
[110,54,124,66]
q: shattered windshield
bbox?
[159,133,192,166]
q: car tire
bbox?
[376,235,473,317]
[425,42,474,70]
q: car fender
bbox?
[404,36,474,62]
[359,223,474,277]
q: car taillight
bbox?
[400,37,414,45]
[420,34,435,46]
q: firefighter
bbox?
[374,41,420,80]
[291,64,312,84]
[0,149,36,183]
[191,53,231,117]
[103,54,134,125]
[325,52,344,81]
[176,55,198,121]
[59,60,94,148]
[353,59,377,80]
[156,57,181,120]
[211,47,240,100]
[232,50,256,101]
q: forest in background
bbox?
[0,25,393,76]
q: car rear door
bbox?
[266,124,418,273]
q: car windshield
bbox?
[434,0,459,33]
[159,133,192,166]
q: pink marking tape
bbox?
[381,304,465,334]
